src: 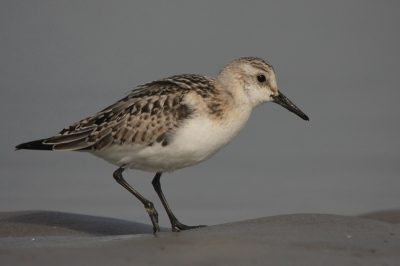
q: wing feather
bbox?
[15,75,217,152]
[45,80,192,151]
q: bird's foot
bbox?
[171,219,207,232]
[144,204,160,234]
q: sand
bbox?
[1,210,399,266]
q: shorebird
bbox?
[16,57,309,233]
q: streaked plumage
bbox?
[16,57,309,233]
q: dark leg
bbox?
[151,172,206,232]
[113,166,160,234]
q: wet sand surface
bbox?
[1,210,400,266]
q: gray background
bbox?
[1,1,399,228]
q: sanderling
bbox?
[16,57,309,233]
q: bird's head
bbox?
[218,57,309,121]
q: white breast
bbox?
[90,103,252,173]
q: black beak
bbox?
[272,91,309,121]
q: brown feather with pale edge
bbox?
[37,75,217,151]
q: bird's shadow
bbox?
[0,211,169,237]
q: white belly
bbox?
[90,108,252,172]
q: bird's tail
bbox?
[15,139,54,151]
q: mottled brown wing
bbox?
[43,80,193,151]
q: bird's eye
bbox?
[257,75,266,83]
